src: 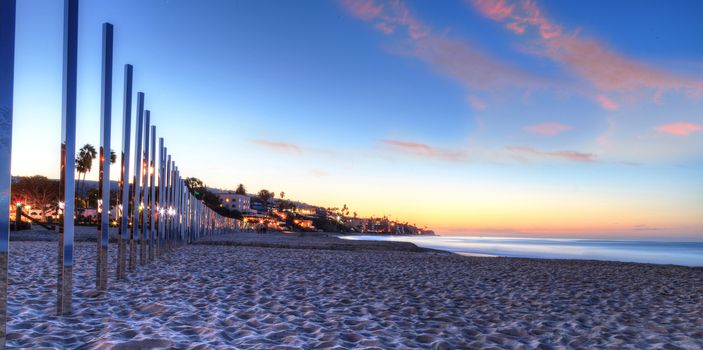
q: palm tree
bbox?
[280,191,285,199]
[76,144,97,197]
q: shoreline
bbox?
[10,227,703,268]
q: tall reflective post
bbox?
[117,64,132,280]
[148,125,155,261]
[0,0,16,345]
[165,155,171,250]
[157,138,164,256]
[140,111,150,265]
[130,92,144,271]
[96,22,113,291]
[58,0,78,315]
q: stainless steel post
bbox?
[117,64,132,280]
[130,92,144,271]
[96,22,113,291]
[0,0,16,344]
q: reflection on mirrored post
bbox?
[57,0,78,316]
[117,64,132,280]
[96,22,113,291]
[0,0,17,345]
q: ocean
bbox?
[341,235,703,266]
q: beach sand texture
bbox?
[5,236,703,349]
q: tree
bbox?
[276,199,296,211]
[257,189,273,203]
[202,190,223,212]
[76,144,97,197]
[185,177,206,200]
[280,191,285,199]
[86,188,100,208]
[235,184,246,195]
[11,176,60,217]
[257,189,274,213]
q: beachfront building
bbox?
[214,191,251,212]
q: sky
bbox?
[9,0,703,239]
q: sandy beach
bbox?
[4,229,703,349]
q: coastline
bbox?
[10,227,703,267]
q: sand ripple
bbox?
[5,241,703,349]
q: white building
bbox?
[215,191,251,212]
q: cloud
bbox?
[250,139,303,154]
[467,95,487,111]
[381,139,469,161]
[341,0,383,20]
[596,117,616,146]
[469,0,703,103]
[632,224,661,231]
[341,0,550,91]
[471,0,514,20]
[506,145,596,162]
[595,94,619,111]
[655,122,703,136]
[505,22,525,34]
[525,122,572,136]
[375,22,395,34]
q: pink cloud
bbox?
[505,22,525,34]
[470,0,703,101]
[655,122,703,136]
[341,0,383,20]
[382,139,468,161]
[467,95,487,111]
[507,146,596,162]
[251,139,303,154]
[525,122,572,136]
[471,0,514,20]
[375,22,395,34]
[341,0,549,91]
[595,94,619,111]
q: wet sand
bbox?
[5,234,703,349]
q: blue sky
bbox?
[10,0,703,238]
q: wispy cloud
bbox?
[596,117,616,146]
[467,94,487,111]
[472,0,514,21]
[381,139,469,161]
[506,145,597,162]
[469,0,703,106]
[340,0,551,91]
[655,122,703,136]
[525,122,572,136]
[250,139,303,154]
[595,94,619,111]
[341,0,382,20]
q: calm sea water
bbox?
[341,235,703,266]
